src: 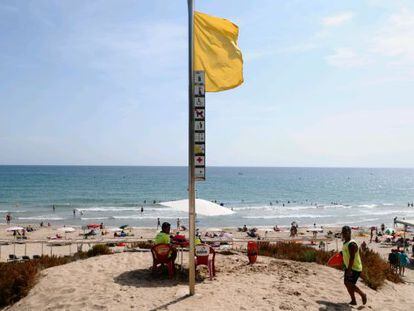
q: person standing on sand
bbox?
[341,226,367,306]
[157,218,160,230]
[370,227,375,243]
[5,213,11,224]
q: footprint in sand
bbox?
[61,287,76,294]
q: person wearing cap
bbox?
[341,226,367,306]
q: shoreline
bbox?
[1,223,412,263]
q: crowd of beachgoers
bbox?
[1,216,414,310]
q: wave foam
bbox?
[358,204,378,208]
[76,206,166,212]
[243,214,333,219]
[111,215,188,220]
[18,216,65,221]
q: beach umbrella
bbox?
[108,227,122,232]
[6,227,24,256]
[57,227,75,233]
[6,226,24,232]
[159,199,235,216]
[205,227,222,232]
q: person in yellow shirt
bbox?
[154,222,176,261]
[341,226,367,306]
[155,222,171,245]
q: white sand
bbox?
[2,223,414,310]
[7,251,414,311]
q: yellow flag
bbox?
[194,11,243,92]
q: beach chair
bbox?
[151,244,175,279]
[195,244,216,280]
[8,254,20,262]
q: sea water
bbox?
[1,165,414,228]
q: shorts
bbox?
[344,270,361,285]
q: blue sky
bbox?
[1,0,414,167]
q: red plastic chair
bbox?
[247,241,258,264]
[195,244,216,280]
[151,244,175,278]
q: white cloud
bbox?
[372,9,414,63]
[326,48,370,68]
[322,11,354,27]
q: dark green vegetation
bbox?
[0,244,111,308]
[257,241,402,290]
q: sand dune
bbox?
[7,252,414,311]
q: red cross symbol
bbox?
[196,156,203,164]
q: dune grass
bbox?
[257,241,402,290]
[0,244,111,308]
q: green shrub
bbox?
[0,261,37,307]
[257,241,402,290]
[300,250,316,262]
[0,255,73,308]
[0,245,113,308]
[86,244,112,257]
[360,249,402,290]
[130,240,154,249]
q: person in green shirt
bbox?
[155,222,172,244]
[341,226,367,306]
[154,222,177,261]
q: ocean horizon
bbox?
[1,165,414,228]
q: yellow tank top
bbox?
[342,239,362,272]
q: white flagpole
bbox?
[187,0,196,296]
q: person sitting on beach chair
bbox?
[83,230,96,239]
[154,222,177,262]
[47,234,62,240]
[238,225,248,232]
[247,228,259,238]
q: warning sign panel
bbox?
[194,144,205,155]
[194,70,205,181]
[194,167,205,179]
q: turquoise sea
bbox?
[1,166,414,228]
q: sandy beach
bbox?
[3,0,414,310]
[1,222,413,310]
[5,251,414,311]
[1,223,412,261]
